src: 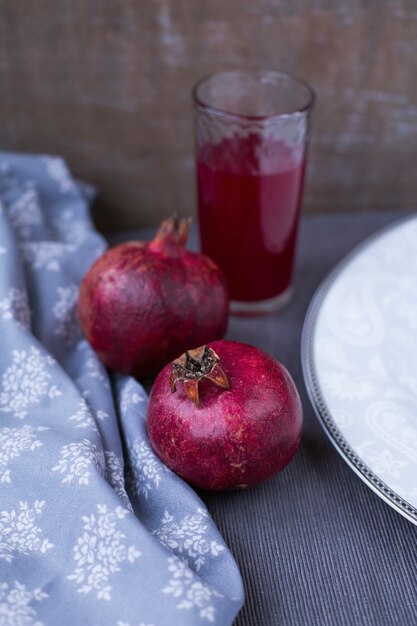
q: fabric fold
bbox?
[0,152,244,626]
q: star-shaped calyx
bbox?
[169,345,229,407]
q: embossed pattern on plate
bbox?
[302,214,417,525]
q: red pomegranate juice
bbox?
[197,134,306,303]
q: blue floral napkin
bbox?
[0,152,244,626]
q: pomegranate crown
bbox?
[149,216,191,256]
[169,346,229,408]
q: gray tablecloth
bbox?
[113,212,417,626]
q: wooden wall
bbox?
[1,1,416,232]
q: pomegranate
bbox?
[147,340,303,490]
[77,218,229,379]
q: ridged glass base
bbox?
[230,285,294,317]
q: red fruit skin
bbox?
[147,340,303,490]
[77,242,229,379]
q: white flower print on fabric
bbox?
[120,379,147,415]
[67,504,141,600]
[68,399,95,429]
[5,186,43,240]
[52,439,105,486]
[0,580,48,626]
[49,206,94,251]
[120,385,146,417]
[53,284,81,346]
[42,156,76,193]
[131,393,145,406]
[0,348,61,419]
[52,444,132,507]
[0,501,53,563]
[82,349,110,389]
[104,451,132,510]
[0,425,47,483]
[0,288,31,330]
[0,162,43,240]
[68,397,108,430]
[163,556,222,623]
[152,509,225,571]
[126,440,162,500]
[20,241,75,272]
[58,214,91,248]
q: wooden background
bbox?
[1,1,416,232]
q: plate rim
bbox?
[301,212,417,526]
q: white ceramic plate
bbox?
[301,214,417,525]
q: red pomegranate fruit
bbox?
[77,218,229,379]
[147,340,303,490]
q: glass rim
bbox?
[192,69,315,121]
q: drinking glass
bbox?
[193,69,315,315]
